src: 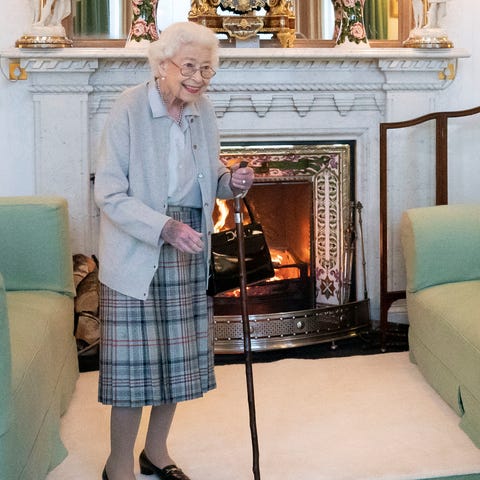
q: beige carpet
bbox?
[47,352,480,480]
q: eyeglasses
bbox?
[169,59,216,79]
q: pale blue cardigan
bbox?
[94,80,233,300]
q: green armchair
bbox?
[401,203,480,448]
[0,196,79,480]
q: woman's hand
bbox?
[161,219,204,254]
[230,163,255,192]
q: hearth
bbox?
[213,143,370,353]
[212,180,314,316]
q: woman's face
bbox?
[158,44,215,104]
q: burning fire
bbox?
[212,200,305,297]
[214,199,230,232]
[269,249,302,281]
[270,249,296,267]
[214,246,303,298]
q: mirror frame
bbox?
[64,0,413,48]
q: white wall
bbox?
[437,0,480,111]
[0,0,35,195]
[436,1,480,204]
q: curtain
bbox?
[364,0,388,40]
[74,0,110,37]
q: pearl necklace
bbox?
[156,78,185,126]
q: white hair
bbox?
[148,22,219,73]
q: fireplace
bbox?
[212,143,370,353]
[2,47,464,340]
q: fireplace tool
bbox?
[233,162,261,480]
[356,201,368,301]
[341,201,356,305]
[342,201,369,304]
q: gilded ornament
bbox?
[188,0,296,47]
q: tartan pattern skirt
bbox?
[98,207,216,407]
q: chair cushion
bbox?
[407,280,480,404]
[0,291,77,479]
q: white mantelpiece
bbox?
[1,46,469,321]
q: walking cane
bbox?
[233,166,261,480]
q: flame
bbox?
[269,249,301,282]
[271,249,296,267]
[214,199,230,232]
[217,247,304,297]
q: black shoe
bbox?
[139,450,191,480]
[102,467,108,480]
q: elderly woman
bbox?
[94,21,254,480]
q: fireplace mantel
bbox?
[1,46,469,322]
[4,45,468,63]
[4,47,468,120]
[4,46,469,96]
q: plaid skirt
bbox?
[98,207,216,407]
